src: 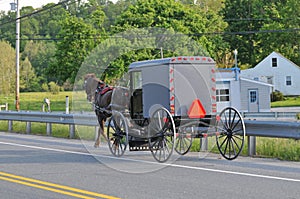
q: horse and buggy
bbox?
[84,56,246,163]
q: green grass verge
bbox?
[189,137,300,161]
[271,96,300,108]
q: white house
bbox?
[241,52,300,96]
[216,69,273,112]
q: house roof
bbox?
[258,51,300,69]
[240,77,273,87]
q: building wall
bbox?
[240,79,271,112]
[241,52,300,96]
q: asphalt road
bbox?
[0,132,300,199]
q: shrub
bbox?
[48,81,60,94]
[271,91,284,102]
[41,83,49,92]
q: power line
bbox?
[0,0,79,28]
[1,27,298,42]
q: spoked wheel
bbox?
[148,107,175,163]
[216,107,246,160]
[175,130,192,155]
[107,111,128,157]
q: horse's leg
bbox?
[94,126,101,148]
[94,115,103,148]
[101,120,108,142]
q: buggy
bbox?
[107,56,246,162]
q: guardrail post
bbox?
[65,96,69,114]
[46,123,52,136]
[200,137,208,151]
[69,124,75,138]
[26,122,31,134]
[8,120,13,132]
[248,136,256,156]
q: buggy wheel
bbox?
[107,111,128,157]
[175,130,192,155]
[148,107,175,163]
[216,107,245,160]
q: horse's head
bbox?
[83,73,105,102]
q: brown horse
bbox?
[84,73,129,147]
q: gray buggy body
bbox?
[128,56,217,118]
[106,56,245,163]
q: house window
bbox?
[216,89,230,102]
[249,91,257,103]
[253,77,259,81]
[272,58,277,67]
[286,76,292,86]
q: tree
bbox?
[220,0,265,68]
[257,0,300,66]
[49,13,102,84]
[0,41,15,95]
[22,41,56,83]
[109,0,228,71]
[221,0,300,67]
[19,56,39,92]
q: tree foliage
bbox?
[0,41,16,95]
[0,0,299,90]
[48,13,101,84]
[221,0,300,67]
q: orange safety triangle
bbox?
[188,99,206,119]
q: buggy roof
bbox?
[129,56,215,70]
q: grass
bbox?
[189,136,300,161]
[1,91,300,161]
[256,137,300,161]
[0,91,91,112]
[271,96,300,108]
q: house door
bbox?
[248,89,259,112]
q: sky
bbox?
[0,0,60,13]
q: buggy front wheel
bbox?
[215,107,246,160]
[148,107,175,163]
[107,111,128,157]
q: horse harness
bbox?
[94,81,114,117]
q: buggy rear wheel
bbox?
[216,107,245,160]
[107,111,128,157]
[148,107,175,163]
[175,130,192,155]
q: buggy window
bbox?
[131,71,142,89]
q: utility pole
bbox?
[11,0,20,110]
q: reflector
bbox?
[188,99,206,118]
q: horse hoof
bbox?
[94,144,100,148]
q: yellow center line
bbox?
[0,171,121,199]
[0,176,95,199]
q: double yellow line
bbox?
[0,171,120,199]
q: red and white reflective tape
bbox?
[169,65,175,115]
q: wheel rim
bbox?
[107,112,128,157]
[216,107,245,160]
[175,131,192,155]
[148,108,175,163]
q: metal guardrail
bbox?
[245,120,300,139]
[0,111,98,138]
[242,112,299,120]
[0,111,299,156]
